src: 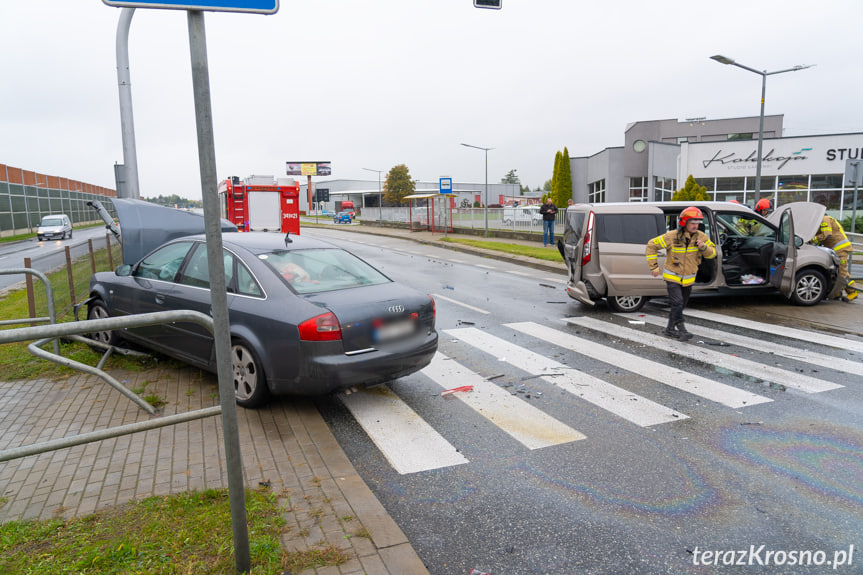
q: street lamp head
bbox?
[710,54,736,65]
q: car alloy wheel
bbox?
[231,342,269,408]
[607,295,648,313]
[86,301,119,350]
[790,269,826,306]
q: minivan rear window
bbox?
[564,211,586,244]
[595,214,665,244]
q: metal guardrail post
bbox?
[2,267,59,355]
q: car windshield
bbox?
[258,248,390,294]
[41,218,63,226]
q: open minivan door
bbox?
[559,207,594,306]
[769,208,798,297]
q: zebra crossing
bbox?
[338,315,856,475]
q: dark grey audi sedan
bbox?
[87,232,438,407]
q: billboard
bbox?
[286,162,331,177]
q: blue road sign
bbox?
[102,0,278,14]
[440,177,453,194]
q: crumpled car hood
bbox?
[111,198,237,265]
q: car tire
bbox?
[68,230,72,239]
[231,341,270,408]
[86,300,120,350]
[607,295,648,313]
[789,268,827,306]
[37,235,43,241]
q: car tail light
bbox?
[429,295,436,319]
[582,210,595,266]
[298,312,342,341]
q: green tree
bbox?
[501,169,520,184]
[554,147,572,206]
[383,164,416,205]
[671,175,711,202]
[551,151,562,201]
[542,180,552,192]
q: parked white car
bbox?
[502,205,543,225]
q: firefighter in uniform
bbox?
[646,207,717,339]
[812,215,857,302]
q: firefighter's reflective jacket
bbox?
[645,229,717,286]
[812,215,852,253]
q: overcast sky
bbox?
[2,0,861,198]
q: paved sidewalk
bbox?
[0,365,428,574]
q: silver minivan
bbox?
[36,214,73,241]
[558,201,840,312]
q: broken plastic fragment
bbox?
[441,385,474,396]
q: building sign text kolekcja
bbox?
[685,134,863,178]
[702,147,812,171]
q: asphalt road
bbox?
[307,227,862,575]
[0,226,115,292]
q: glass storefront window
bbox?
[777,190,808,206]
[746,176,776,191]
[810,174,843,189]
[716,177,745,191]
[777,175,809,190]
[714,192,744,203]
[811,189,841,211]
[695,178,715,191]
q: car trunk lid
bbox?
[303,283,434,353]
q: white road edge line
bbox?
[431,293,491,314]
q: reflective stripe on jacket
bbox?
[645,229,717,286]
[813,215,852,252]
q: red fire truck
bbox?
[219,175,301,234]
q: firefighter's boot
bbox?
[675,322,693,341]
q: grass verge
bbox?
[0,243,181,382]
[0,486,349,574]
[439,236,564,262]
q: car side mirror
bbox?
[794,236,804,248]
[115,264,132,277]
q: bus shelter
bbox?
[403,193,454,233]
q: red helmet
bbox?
[728,199,741,204]
[678,206,704,228]
[755,198,773,215]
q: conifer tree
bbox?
[672,175,711,202]
[555,147,573,206]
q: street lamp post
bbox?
[461,142,494,237]
[362,167,384,223]
[710,55,814,199]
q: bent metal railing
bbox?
[0,310,250,564]
[0,268,60,356]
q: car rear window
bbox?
[259,248,391,294]
[595,214,665,244]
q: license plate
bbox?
[374,320,415,342]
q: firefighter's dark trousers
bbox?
[666,281,692,330]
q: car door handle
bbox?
[154,294,166,305]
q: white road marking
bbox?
[423,353,586,449]
[505,270,533,276]
[508,322,771,409]
[564,316,844,394]
[444,327,688,427]
[682,308,863,354]
[627,313,863,378]
[542,277,567,284]
[447,258,467,264]
[476,264,497,270]
[431,293,491,314]
[339,386,468,475]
